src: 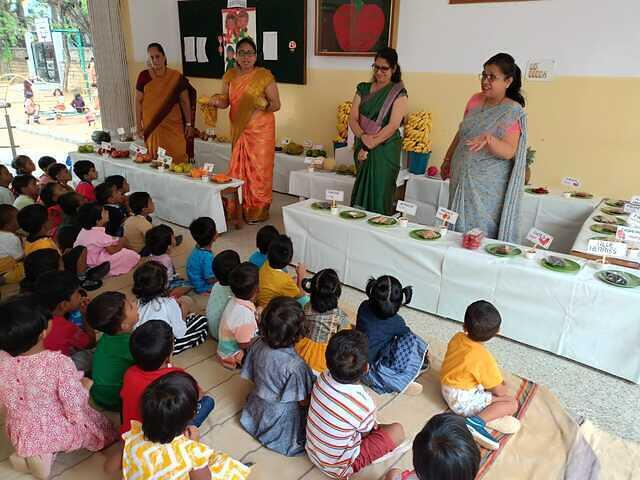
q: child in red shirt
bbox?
[73,160,98,202]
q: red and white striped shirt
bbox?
[305,372,377,479]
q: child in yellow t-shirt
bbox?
[257,234,308,307]
[440,301,519,451]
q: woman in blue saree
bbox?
[442,53,528,242]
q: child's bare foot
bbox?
[9,453,29,474]
[25,453,54,479]
[404,381,423,396]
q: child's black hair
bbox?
[77,202,104,230]
[212,249,240,286]
[413,413,480,480]
[56,224,81,251]
[256,225,279,254]
[47,163,68,180]
[12,155,33,174]
[302,268,341,313]
[0,204,17,229]
[17,203,48,240]
[189,216,217,248]
[463,300,501,342]
[130,320,174,371]
[20,249,61,292]
[228,262,259,300]
[145,224,174,256]
[104,175,126,190]
[94,182,116,205]
[34,270,80,312]
[267,234,293,269]
[132,261,168,304]
[58,191,82,216]
[11,174,36,195]
[129,192,152,215]
[73,159,95,181]
[326,329,368,384]
[365,275,412,319]
[38,155,57,173]
[86,291,127,335]
[39,182,62,207]
[0,294,51,356]
[141,371,199,444]
[261,297,305,349]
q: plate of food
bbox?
[600,206,628,216]
[485,244,522,257]
[590,223,619,235]
[410,229,441,241]
[596,270,640,289]
[339,210,366,220]
[605,199,627,208]
[592,215,627,226]
[570,191,594,199]
[210,174,233,184]
[525,187,549,195]
[311,201,331,211]
[367,216,398,227]
[541,255,581,273]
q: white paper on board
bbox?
[227,0,247,7]
[263,32,278,61]
[326,190,345,202]
[196,37,208,63]
[183,37,196,62]
[587,239,627,258]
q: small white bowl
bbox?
[200,175,209,182]
[440,227,448,238]
[331,206,339,215]
[525,249,536,260]
[399,217,408,228]
[158,165,165,173]
[563,192,572,198]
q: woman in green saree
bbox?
[349,48,408,215]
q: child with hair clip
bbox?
[123,192,154,253]
[240,297,315,456]
[356,275,428,396]
[12,174,38,210]
[0,164,15,205]
[37,156,56,186]
[0,295,117,480]
[122,371,250,479]
[12,154,36,176]
[145,224,190,294]
[133,261,209,354]
[206,249,240,339]
[295,268,351,375]
[73,160,98,202]
[74,202,140,276]
[47,163,73,193]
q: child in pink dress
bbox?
[0,294,117,479]
[73,203,140,276]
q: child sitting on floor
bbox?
[440,300,520,451]
[249,224,279,269]
[295,269,351,375]
[58,191,85,229]
[20,249,61,293]
[12,174,38,210]
[95,182,126,237]
[39,182,66,237]
[104,175,130,215]
[122,371,250,480]
[356,275,428,396]
[17,204,57,255]
[123,192,154,253]
[47,163,74,193]
[206,249,240,339]
[73,160,98,202]
[217,262,260,369]
[74,202,140,276]
[240,297,315,456]
[257,234,308,307]
[86,291,138,411]
[306,329,408,478]
[384,413,481,480]
[133,261,209,355]
[146,224,189,293]
[187,217,217,294]
[37,155,56,187]
[0,295,117,480]
[0,204,24,284]
[12,154,36,176]
[0,165,15,205]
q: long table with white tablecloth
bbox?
[69,153,243,232]
[404,175,601,253]
[283,199,640,383]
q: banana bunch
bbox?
[402,111,433,153]
[335,101,352,142]
[197,95,220,127]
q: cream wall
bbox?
[121,0,640,198]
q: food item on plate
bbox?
[312,201,331,210]
[91,130,111,144]
[591,223,618,234]
[368,216,396,225]
[572,191,593,198]
[601,207,626,215]
[593,215,621,225]
[419,230,439,240]
[528,187,549,194]
[190,168,206,179]
[602,271,628,286]
[283,142,304,155]
[335,164,356,176]
[494,245,513,255]
[77,144,94,154]
[305,149,328,158]
[110,149,129,158]
[546,256,567,268]
[215,135,231,143]
[134,153,153,163]
[211,173,232,183]
[606,199,626,208]
[463,229,484,250]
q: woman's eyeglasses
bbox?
[479,72,506,82]
[237,50,256,57]
[372,64,391,72]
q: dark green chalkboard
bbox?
[178,0,306,85]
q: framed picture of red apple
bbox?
[315,0,396,56]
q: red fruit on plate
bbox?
[333,1,385,52]
[427,166,438,177]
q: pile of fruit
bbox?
[305,149,328,158]
[110,150,129,158]
[134,153,153,163]
[282,142,304,156]
[211,174,232,184]
[335,164,356,176]
[462,229,484,250]
[402,111,433,153]
[77,145,94,153]
[91,130,111,144]
[334,101,352,143]
[168,163,194,174]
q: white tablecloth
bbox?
[69,153,243,232]
[289,169,410,204]
[283,199,640,382]
[404,175,601,253]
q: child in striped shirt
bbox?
[306,330,408,479]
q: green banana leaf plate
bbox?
[541,257,581,273]
[409,229,441,241]
[339,210,366,220]
[596,270,640,289]
[485,243,522,257]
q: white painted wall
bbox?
[127,0,640,77]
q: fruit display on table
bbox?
[335,164,356,176]
[526,187,549,195]
[91,130,111,144]
[323,157,337,171]
[215,135,231,144]
[334,101,352,143]
[426,166,439,177]
[134,153,153,163]
[110,150,129,158]
[402,111,432,154]
[462,229,484,250]
[282,142,304,155]
[77,144,94,154]
[190,168,206,179]
[211,174,232,184]
[305,149,328,158]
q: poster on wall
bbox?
[220,7,257,71]
[315,0,395,56]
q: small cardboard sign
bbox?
[631,195,640,205]
[203,163,215,173]
[623,203,640,214]
[562,176,581,188]
[587,239,628,258]
[313,144,324,151]
[527,228,554,249]
[101,142,112,151]
[303,139,313,149]
[157,147,167,157]
[304,157,323,166]
[325,190,344,202]
[396,200,417,216]
[163,155,173,166]
[436,207,458,225]
[616,225,640,244]
[117,127,125,135]
[137,146,148,155]
[129,143,138,153]
[628,212,640,228]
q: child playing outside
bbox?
[257,234,307,307]
[73,160,98,202]
[249,224,278,268]
[187,217,217,294]
[206,249,240,339]
[12,174,38,210]
[0,164,15,205]
[240,297,315,456]
[357,275,428,396]
[0,295,117,480]
[123,192,154,253]
[295,269,351,375]
[306,329,408,478]
[440,300,520,451]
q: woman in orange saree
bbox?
[135,43,196,164]
[213,38,280,223]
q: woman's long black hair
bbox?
[484,53,525,107]
[375,47,402,83]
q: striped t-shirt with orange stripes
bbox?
[305,371,377,479]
